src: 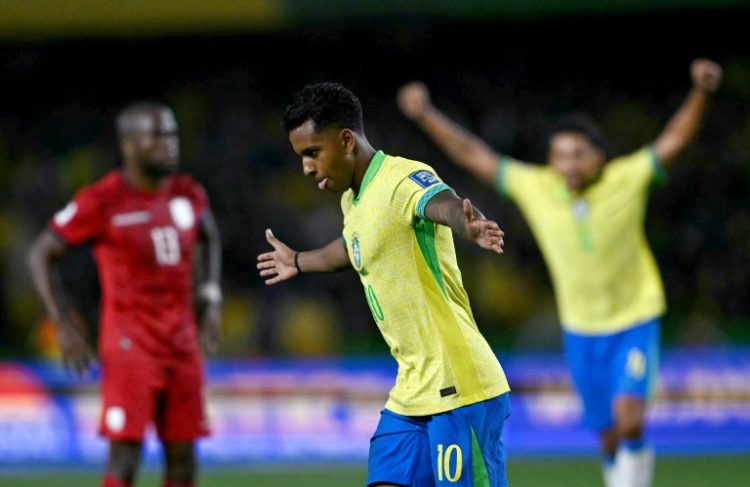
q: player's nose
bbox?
[303,161,316,177]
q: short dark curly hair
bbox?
[282,82,364,135]
[548,112,608,156]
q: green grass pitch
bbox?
[2,456,747,486]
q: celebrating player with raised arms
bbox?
[398,59,722,487]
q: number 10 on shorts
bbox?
[436,443,463,482]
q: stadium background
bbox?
[1,1,749,485]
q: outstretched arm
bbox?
[424,190,504,255]
[195,209,222,354]
[257,229,351,285]
[653,59,723,167]
[398,82,501,186]
[27,229,95,376]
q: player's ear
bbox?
[340,129,355,154]
[588,145,605,168]
[119,138,133,158]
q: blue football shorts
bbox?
[563,317,660,430]
[367,392,510,487]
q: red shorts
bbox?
[99,349,209,442]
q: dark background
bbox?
[1,7,749,358]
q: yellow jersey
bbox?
[341,150,509,416]
[497,146,667,335]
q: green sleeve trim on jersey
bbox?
[414,218,447,296]
[648,145,668,187]
[471,427,491,487]
[495,156,511,200]
[416,183,451,220]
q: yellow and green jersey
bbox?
[497,146,667,335]
[341,150,509,416]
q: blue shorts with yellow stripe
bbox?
[367,393,510,487]
[563,317,660,431]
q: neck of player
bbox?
[351,136,377,195]
[124,162,167,193]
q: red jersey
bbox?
[50,170,209,358]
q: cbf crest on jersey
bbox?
[169,197,195,230]
[409,170,440,189]
[351,233,363,270]
[572,198,589,220]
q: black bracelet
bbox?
[294,252,302,273]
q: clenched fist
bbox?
[691,59,722,93]
[397,81,432,120]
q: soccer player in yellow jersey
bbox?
[258,82,511,486]
[397,59,722,487]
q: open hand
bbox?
[257,229,298,285]
[57,323,95,378]
[199,303,221,354]
[463,199,504,254]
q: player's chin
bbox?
[142,161,178,179]
[566,181,584,192]
[326,181,347,193]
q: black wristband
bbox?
[294,252,302,273]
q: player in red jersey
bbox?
[28,102,222,487]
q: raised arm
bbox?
[424,190,504,255]
[27,228,95,376]
[398,82,501,186]
[257,229,351,285]
[194,209,222,353]
[653,59,723,167]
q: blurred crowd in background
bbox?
[0,12,748,359]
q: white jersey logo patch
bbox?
[169,197,195,230]
[53,202,78,227]
[112,211,151,227]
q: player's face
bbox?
[288,121,355,193]
[123,110,180,179]
[548,132,604,193]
